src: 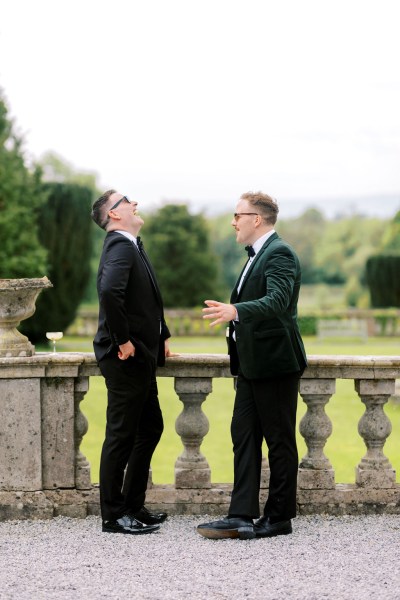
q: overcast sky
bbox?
[1,0,400,218]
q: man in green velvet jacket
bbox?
[197,191,307,540]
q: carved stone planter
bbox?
[0,277,52,357]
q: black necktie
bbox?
[136,236,152,278]
[245,245,255,258]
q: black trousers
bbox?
[98,354,163,521]
[229,371,300,521]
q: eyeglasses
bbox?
[109,195,132,211]
[233,212,259,221]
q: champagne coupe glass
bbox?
[46,331,63,353]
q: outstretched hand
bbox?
[202,300,237,327]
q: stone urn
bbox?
[0,277,53,357]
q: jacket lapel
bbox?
[233,232,279,301]
[231,261,250,302]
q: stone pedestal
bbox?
[0,277,52,357]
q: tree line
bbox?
[1,89,399,341]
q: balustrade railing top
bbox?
[2,351,399,376]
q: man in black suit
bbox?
[197,192,307,540]
[91,190,173,535]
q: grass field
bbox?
[54,334,400,486]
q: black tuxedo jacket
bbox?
[228,232,307,379]
[93,231,170,366]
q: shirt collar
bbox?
[115,230,138,245]
[251,229,275,256]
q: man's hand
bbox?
[202,300,237,327]
[118,340,135,360]
[165,338,179,357]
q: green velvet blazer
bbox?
[229,232,307,379]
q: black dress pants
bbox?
[229,371,300,521]
[98,354,163,521]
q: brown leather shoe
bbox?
[197,517,255,540]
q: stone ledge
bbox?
[2,483,400,521]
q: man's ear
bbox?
[108,209,121,221]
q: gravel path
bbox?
[0,514,399,599]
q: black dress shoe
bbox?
[197,517,255,540]
[130,506,168,525]
[102,514,160,535]
[254,516,292,538]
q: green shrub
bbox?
[366,254,400,308]
[298,315,317,336]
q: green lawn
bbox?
[56,335,400,486]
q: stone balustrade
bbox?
[0,352,399,520]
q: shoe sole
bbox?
[238,527,256,540]
[255,528,292,538]
[197,527,255,540]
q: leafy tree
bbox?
[313,215,387,287]
[278,208,326,283]
[144,204,220,307]
[0,90,48,277]
[21,182,93,341]
[381,210,400,252]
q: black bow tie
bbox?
[136,236,144,251]
[245,245,255,258]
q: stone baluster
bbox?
[174,377,212,488]
[74,377,91,490]
[298,379,335,489]
[355,379,396,488]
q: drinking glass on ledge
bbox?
[46,331,63,353]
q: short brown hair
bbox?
[240,191,279,225]
[91,189,117,230]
